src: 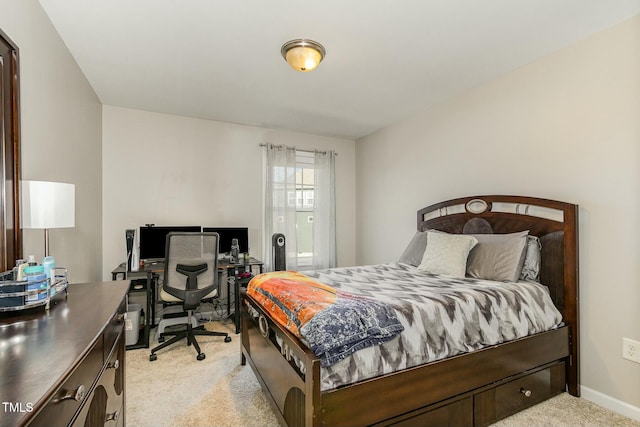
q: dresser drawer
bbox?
[104,334,125,420]
[104,299,126,360]
[70,333,125,427]
[29,336,104,427]
[474,361,565,426]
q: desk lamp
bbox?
[22,180,75,257]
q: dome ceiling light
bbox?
[281,39,326,72]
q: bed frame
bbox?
[241,195,579,427]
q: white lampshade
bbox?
[22,181,75,229]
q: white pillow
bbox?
[418,231,478,278]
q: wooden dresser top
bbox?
[0,281,129,427]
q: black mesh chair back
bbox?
[149,232,231,361]
[163,232,218,309]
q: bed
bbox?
[240,195,579,427]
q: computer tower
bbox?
[126,229,139,272]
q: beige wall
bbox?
[101,105,356,279]
[356,15,640,415]
[0,0,103,283]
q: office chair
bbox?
[149,232,231,361]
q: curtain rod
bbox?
[258,143,337,156]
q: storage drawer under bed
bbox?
[473,361,566,427]
[374,361,565,427]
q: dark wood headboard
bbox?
[417,195,580,395]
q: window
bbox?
[263,144,335,272]
[294,151,314,268]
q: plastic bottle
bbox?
[16,263,28,281]
[13,259,25,280]
[27,255,37,266]
[231,238,239,263]
[42,256,55,280]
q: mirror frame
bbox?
[0,27,22,271]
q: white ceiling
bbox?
[39,0,640,140]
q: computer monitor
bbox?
[203,227,249,254]
[138,225,202,260]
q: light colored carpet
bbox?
[126,321,639,427]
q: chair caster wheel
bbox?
[197,353,206,361]
[149,354,157,361]
[224,336,232,343]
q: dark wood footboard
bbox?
[241,291,322,426]
[242,292,570,427]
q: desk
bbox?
[111,257,263,335]
[0,281,129,427]
[218,258,264,334]
[111,265,159,349]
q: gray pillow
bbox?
[520,235,542,282]
[466,231,529,282]
[398,231,427,266]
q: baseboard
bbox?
[581,386,640,421]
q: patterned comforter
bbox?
[300,262,564,391]
[247,271,405,367]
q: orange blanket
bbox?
[246,271,337,336]
[247,270,405,367]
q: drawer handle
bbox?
[520,387,532,398]
[105,410,120,422]
[107,359,120,370]
[56,384,86,402]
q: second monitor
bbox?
[203,227,249,255]
[139,225,202,261]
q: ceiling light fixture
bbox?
[281,39,326,72]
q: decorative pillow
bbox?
[418,231,478,278]
[520,235,542,282]
[398,231,428,266]
[466,231,529,282]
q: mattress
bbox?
[296,262,564,391]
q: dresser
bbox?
[0,281,129,427]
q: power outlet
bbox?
[622,337,640,363]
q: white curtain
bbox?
[312,150,336,269]
[262,144,298,271]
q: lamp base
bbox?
[44,228,50,257]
